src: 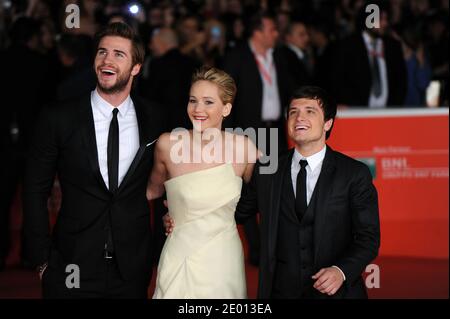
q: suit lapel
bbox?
[116,96,155,194]
[313,146,337,262]
[79,94,109,192]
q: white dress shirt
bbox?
[91,89,140,189]
[249,41,282,121]
[291,146,327,205]
[362,31,389,108]
[290,145,346,281]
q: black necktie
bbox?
[108,108,119,192]
[295,160,308,221]
[370,39,382,97]
[106,108,119,253]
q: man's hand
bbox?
[162,200,175,236]
[312,267,345,296]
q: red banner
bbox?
[325,108,449,259]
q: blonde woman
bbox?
[147,66,260,298]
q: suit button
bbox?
[301,246,306,250]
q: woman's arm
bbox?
[146,135,169,201]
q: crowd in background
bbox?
[0,0,448,110]
[0,0,448,271]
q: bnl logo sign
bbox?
[366,4,380,29]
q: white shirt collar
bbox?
[91,88,132,119]
[287,43,305,60]
[362,31,380,51]
[292,145,327,172]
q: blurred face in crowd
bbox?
[309,27,327,48]
[276,12,291,36]
[151,33,165,57]
[83,0,101,15]
[180,17,199,41]
[163,7,175,27]
[187,80,231,132]
[255,18,279,50]
[227,0,242,15]
[233,19,244,39]
[148,7,163,28]
[286,23,310,50]
[368,11,389,37]
[287,98,333,151]
[94,36,141,94]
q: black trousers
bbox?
[41,257,150,299]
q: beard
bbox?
[97,66,132,94]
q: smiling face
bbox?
[287,98,333,153]
[94,35,141,94]
[187,80,231,132]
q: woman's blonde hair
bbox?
[191,66,237,105]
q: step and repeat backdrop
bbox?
[326,108,449,260]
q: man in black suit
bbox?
[332,3,406,107]
[222,12,294,265]
[236,86,380,298]
[279,21,313,87]
[23,23,166,298]
[223,12,294,152]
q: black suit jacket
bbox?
[23,92,166,281]
[332,33,407,106]
[236,146,380,298]
[222,42,294,130]
[278,45,312,88]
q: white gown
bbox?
[153,163,247,299]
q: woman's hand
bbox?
[162,200,175,236]
[163,212,175,236]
